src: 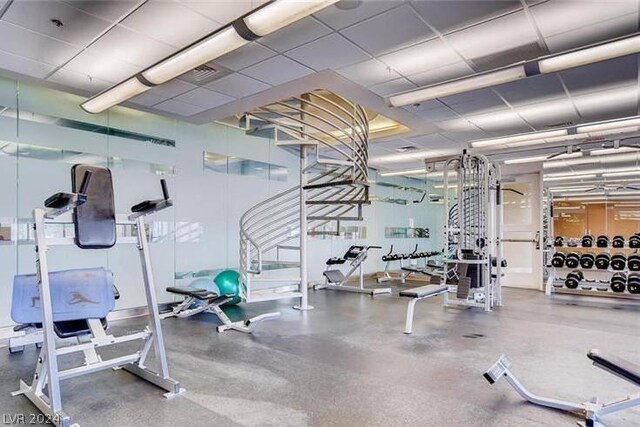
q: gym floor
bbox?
[1,283,639,426]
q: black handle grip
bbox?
[369,245,382,249]
[160,179,169,200]
[79,170,92,195]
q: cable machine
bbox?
[439,152,503,311]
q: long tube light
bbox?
[590,146,639,156]
[544,173,597,181]
[81,0,338,113]
[471,129,568,149]
[503,151,582,165]
[388,34,640,107]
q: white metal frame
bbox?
[12,203,183,427]
[485,354,640,427]
[440,153,503,312]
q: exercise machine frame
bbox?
[13,173,183,427]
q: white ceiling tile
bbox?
[204,73,271,98]
[89,24,175,67]
[148,79,197,98]
[63,49,142,83]
[407,133,453,148]
[560,55,638,94]
[378,38,461,76]
[453,109,530,132]
[314,0,403,30]
[410,0,521,34]
[174,87,234,109]
[180,1,256,25]
[3,0,112,46]
[337,58,400,87]
[446,10,538,61]
[63,0,141,21]
[406,61,474,87]
[341,5,435,56]
[47,67,113,93]
[368,77,416,97]
[154,98,207,116]
[242,55,313,86]
[543,13,639,53]
[440,89,507,115]
[214,42,276,71]
[128,91,168,107]
[415,106,460,123]
[516,99,579,128]
[0,21,80,66]
[530,0,637,39]
[259,16,331,53]
[0,50,56,79]
[494,74,566,106]
[572,84,639,122]
[121,1,221,49]
[286,33,369,71]
[441,130,489,143]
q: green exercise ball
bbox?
[213,270,242,306]
[187,270,241,306]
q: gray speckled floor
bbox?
[1,284,639,426]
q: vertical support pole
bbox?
[134,216,171,376]
[294,145,313,310]
[33,208,63,412]
[496,175,504,306]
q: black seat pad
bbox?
[588,349,640,387]
[326,257,346,265]
[399,284,448,298]
[166,286,222,301]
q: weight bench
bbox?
[162,286,280,334]
[484,350,640,426]
[399,276,448,334]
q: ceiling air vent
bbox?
[177,61,232,86]
[396,145,418,152]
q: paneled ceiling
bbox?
[1,0,639,172]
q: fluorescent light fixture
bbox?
[577,117,640,134]
[369,149,437,164]
[539,35,640,73]
[602,170,640,178]
[591,146,639,156]
[559,191,605,197]
[504,151,582,165]
[81,0,338,113]
[142,27,247,85]
[380,168,425,177]
[388,35,640,107]
[471,129,567,148]
[81,78,150,114]
[389,66,526,107]
[544,173,597,182]
[548,186,593,192]
[244,0,338,36]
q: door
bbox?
[501,173,543,290]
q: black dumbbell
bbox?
[551,252,566,268]
[628,253,640,271]
[580,253,595,269]
[611,272,627,293]
[629,234,640,249]
[596,235,609,248]
[565,270,583,289]
[628,273,640,294]
[565,252,580,269]
[612,235,625,248]
[581,235,594,247]
[554,236,564,247]
[611,253,627,271]
[595,253,610,270]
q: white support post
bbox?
[294,145,313,311]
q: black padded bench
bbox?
[588,349,640,386]
[166,286,230,304]
[399,278,448,334]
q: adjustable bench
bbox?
[162,286,280,334]
[485,350,640,427]
[399,276,448,334]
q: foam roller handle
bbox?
[161,179,169,200]
[78,170,93,195]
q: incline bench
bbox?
[485,350,640,427]
[399,275,449,334]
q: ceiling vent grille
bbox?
[177,61,232,86]
[396,145,418,152]
[193,64,218,82]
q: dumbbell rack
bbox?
[546,244,640,300]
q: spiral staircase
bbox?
[239,90,370,308]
